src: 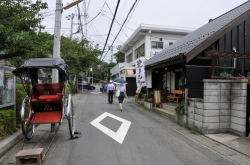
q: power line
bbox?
[124,0,141,31]
[101,12,136,32]
[101,0,138,61]
[100,0,121,60]
[87,17,106,45]
[105,2,129,40]
[87,0,92,12]
[76,3,85,49]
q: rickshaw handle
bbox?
[66,93,72,118]
[21,95,29,121]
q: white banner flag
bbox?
[135,58,146,87]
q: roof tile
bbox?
[145,1,250,66]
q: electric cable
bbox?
[100,0,121,60]
[124,0,140,31]
[101,0,138,61]
[101,12,135,31]
[105,2,130,41]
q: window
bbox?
[135,44,145,58]
[151,41,163,49]
[126,53,132,63]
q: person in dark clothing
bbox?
[107,80,115,104]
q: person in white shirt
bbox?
[107,80,115,104]
[116,83,126,111]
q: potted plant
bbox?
[247,76,250,83]
[219,72,232,79]
[143,91,153,109]
[175,101,185,124]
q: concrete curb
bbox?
[0,130,23,158]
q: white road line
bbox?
[91,92,102,94]
[90,112,131,144]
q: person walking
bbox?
[107,80,115,104]
[116,83,126,111]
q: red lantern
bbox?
[97,65,102,70]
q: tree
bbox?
[113,51,125,63]
[0,0,48,60]
[9,32,53,67]
[60,37,102,79]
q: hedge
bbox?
[0,109,15,140]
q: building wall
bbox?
[187,79,247,136]
[124,33,185,63]
[110,63,133,77]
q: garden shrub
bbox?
[68,80,76,93]
[175,101,185,115]
[0,109,15,140]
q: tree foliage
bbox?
[113,51,125,63]
[0,0,48,60]
[0,0,108,82]
[60,37,102,77]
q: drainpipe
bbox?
[233,47,236,69]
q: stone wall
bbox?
[187,79,247,136]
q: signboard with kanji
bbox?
[135,58,146,88]
[153,90,162,108]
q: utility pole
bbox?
[90,66,93,85]
[52,0,63,83]
[108,46,113,62]
[70,13,74,39]
[52,0,82,84]
[51,0,82,132]
[83,0,88,38]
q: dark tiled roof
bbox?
[145,1,250,67]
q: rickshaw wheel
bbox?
[21,122,34,140]
[68,99,75,138]
[20,96,34,140]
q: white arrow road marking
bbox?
[91,92,101,94]
[90,112,131,144]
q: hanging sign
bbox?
[135,58,146,87]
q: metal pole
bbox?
[82,73,83,93]
[110,46,113,62]
[92,66,93,85]
[51,0,62,132]
[52,0,63,83]
[70,13,74,39]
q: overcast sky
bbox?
[36,0,248,62]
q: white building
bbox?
[110,24,193,96]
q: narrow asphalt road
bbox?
[0,87,238,165]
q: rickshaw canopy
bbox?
[13,58,68,76]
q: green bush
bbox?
[147,98,153,103]
[65,80,77,98]
[147,90,153,103]
[175,101,185,115]
[0,109,16,140]
[66,84,70,98]
[69,80,76,93]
